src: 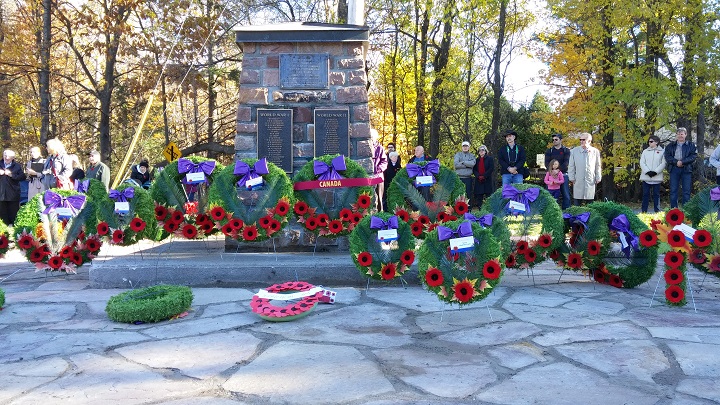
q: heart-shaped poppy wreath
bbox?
[87,180,157,246]
[105,285,193,323]
[348,212,415,281]
[386,160,466,240]
[207,158,294,242]
[250,281,335,321]
[417,219,504,305]
[292,155,376,238]
[14,187,101,273]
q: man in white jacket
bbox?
[639,135,666,213]
[568,133,602,206]
[709,143,720,185]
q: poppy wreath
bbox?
[691,213,720,278]
[292,155,374,238]
[207,158,294,242]
[149,156,223,240]
[586,201,658,288]
[417,220,503,305]
[386,160,465,240]
[250,281,328,321]
[554,206,609,275]
[89,181,157,246]
[105,285,193,323]
[464,210,512,259]
[348,212,415,281]
[482,184,564,270]
[14,188,101,273]
[0,219,10,258]
[682,185,720,226]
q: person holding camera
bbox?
[639,135,666,213]
[497,129,526,186]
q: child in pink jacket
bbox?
[544,159,565,205]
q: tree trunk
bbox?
[429,6,453,158]
[39,0,51,144]
[599,5,616,201]
[414,1,430,147]
[206,0,216,159]
[99,24,124,164]
[488,0,508,156]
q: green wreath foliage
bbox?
[349,212,415,281]
[0,288,5,308]
[587,201,658,288]
[684,185,720,226]
[386,162,465,218]
[694,213,720,279]
[0,220,9,258]
[208,158,295,242]
[470,211,512,259]
[293,154,373,238]
[150,156,223,212]
[417,220,503,306]
[92,182,158,245]
[106,285,193,323]
[559,206,610,271]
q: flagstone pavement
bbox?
[1,238,720,405]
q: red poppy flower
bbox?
[425,267,444,287]
[549,249,561,261]
[666,209,684,226]
[587,240,601,256]
[400,250,415,265]
[665,285,685,303]
[609,274,623,288]
[210,206,226,221]
[516,240,529,254]
[29,248,48,262]
[60,246,74,258]
[171,210,184,223]
[0,235,8,249]
[243,225,258,241]
[524,249,537,263]
[221,223,235,236]
[453,280,475,303]
[259,216,272,229]
[418,215,430,225]
[229,218,244,230]
[70,252,83,266]
[85,238,101,252]
[667,230,686,248]
[77,231,86,241]
[381,263,397,280]
[410,221,424,237]
[199,222,214,233]
[316,214,329,227]
[664,268,684,285]
[351,213,363,224]
[453,201,469,215]
[357,194,371,209]
[567,253,583,269]
[436,212,447,222]
[357,252,373,266]
[293,201,309,216]
[48,255,64,269]
[154,205,169,221]
[693,230,712,248]
[339,208,353,222]
[182,224,198,239]
[709,255,720,272]
[505,254,517,268]
[688,248,706,264]
[130,217,146,232]
[395,209,410,222]
[593,269,608,283]
[329,220,344,234]
[446,215,457,221]
[305,217,319,231]
[274,200,290,216]
[112,229,125,244]
[96,222,110,236]
[664,251,684,269]
[196,213,210,224]
[164,221,180,233]
[268,219,281,234]
[639,230,657,247]
[538,234,553,248]
[483,260,501,280]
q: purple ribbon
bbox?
[313,155,346,181]
[609,214,639,258]
[370,215,399,230]
[563,212,590,232]
[406,160,440,183]
[712,187,720,219]
[75,179,90,193]
[464,213,493,228]
[42,190,86,216]
[235,158,269,188]
[177,158,216,184]
[438,221,473,241]
[502,185,540,214]
[109,187,135,203]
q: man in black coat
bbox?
[0,150,27,225]
[544,134,572,209]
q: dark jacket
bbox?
[408,155,433,164]
[497,144,526,175]
[472,155,495,195]
[545,146,571,173]
[384,159,402,187]
[86,161,111,189]
[664,141,697,173]
[0,160,26,201]
[130,165,151,185]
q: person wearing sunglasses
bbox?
[639,135,666,213]
[663,127,697,208]
[544,133,572,209]
[568,133,602,206]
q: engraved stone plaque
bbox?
[279,53,329,89]
[314,109,349,157]
[257,109,293,173]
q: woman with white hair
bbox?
[41,138,73,190]
[0,149,26,224]
[472,145,495,209]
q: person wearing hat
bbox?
[497,129,526,186]
[472,145,494,209]
[568,132,602,205]
[454,141,476,201]
[130,160,152,189]
[86,150,110,190]
[544,134,572,209]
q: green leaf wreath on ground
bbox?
[349,212,415,281]
[106,285,193,323]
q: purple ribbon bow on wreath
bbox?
[370,215,399,230]
[177,158,216,184]
[74,179,90,193]
[711,187,720,219]
[406,160,440,184]
[109,187,135,203]
[464,213,493,228]
[438,221,473,241]
[502,185,540,214]
[563,212,590,232]
[609,214,639,259]
[42,190,86,216]
[313,155,346,181]
[235,158,269,189]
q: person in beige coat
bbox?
[568,133,602,205]
[639,135,666,213]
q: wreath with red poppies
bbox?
[89,181,157,246]
[292,155,373,238]
[683,185,720,227]
[250,281,328,321]
[0,219,10,258]
[348,212,415,281]
[690,213,720,279]
[417,220,503,305]
[551,206,609,278]
[207,158,295,242]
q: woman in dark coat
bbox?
[383,151,402,211]
[0,150,26,225]
[472,145,495,209]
